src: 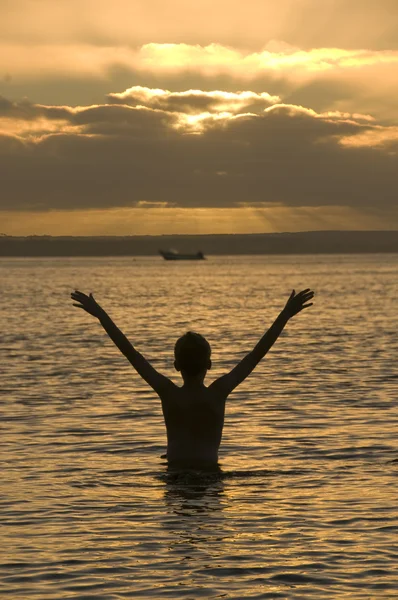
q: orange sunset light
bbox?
[0,0,397,234]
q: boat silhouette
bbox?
[159,249,205,261]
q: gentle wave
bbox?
[1,255,398,599]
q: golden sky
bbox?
[1,0,397,235]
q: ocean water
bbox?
[1,254,397,600]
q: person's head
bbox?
[174,331,211,378]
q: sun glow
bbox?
[1,205,395,237]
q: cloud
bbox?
[108,87,281,115]
[3,42,398,80]
[340,126,398,150]
[2,41,397,124]
[1,0,397,50]
[132,43,398,77]
[2,1,396,233]
[0,88,397,214]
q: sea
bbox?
[1,254,397,599]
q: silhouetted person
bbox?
[71,288,314,470]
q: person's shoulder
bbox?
[158,379,181,402]
[206,380,229,407]
[208,376,229,397]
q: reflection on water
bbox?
[163,469,225,516]
[162,470,226,565]
[1,255,398,599]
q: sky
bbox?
[1,0,397,235]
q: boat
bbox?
[159,249,205,261]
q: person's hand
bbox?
[71,290,103,318]
[282,289,314,319]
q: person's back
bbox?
[160,331,225,468]
[161,382,226,468]
[71,288,314,470]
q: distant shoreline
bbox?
[1,231,397,256]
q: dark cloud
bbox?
[0,95,177,136]
[1,95,397,212]
[0,95,74,121]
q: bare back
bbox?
[159,383,226,468]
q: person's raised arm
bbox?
[71,291,173,395]
[210,289,314,397]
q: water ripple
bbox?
[1,255,397,599]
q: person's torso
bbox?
[160,384,226,465]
